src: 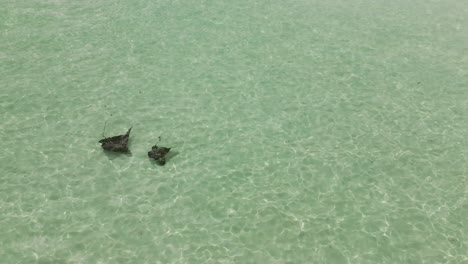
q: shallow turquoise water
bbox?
[1,0,467,263]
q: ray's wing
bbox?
[124,127,132,136]
[99,127,132,144]
[99,134,124,144]
[119,127,132,145]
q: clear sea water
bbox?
[1,0,467,263]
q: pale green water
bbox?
[1,0,467,263]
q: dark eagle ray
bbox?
[99,124,132,153]
[148,136,171,165]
